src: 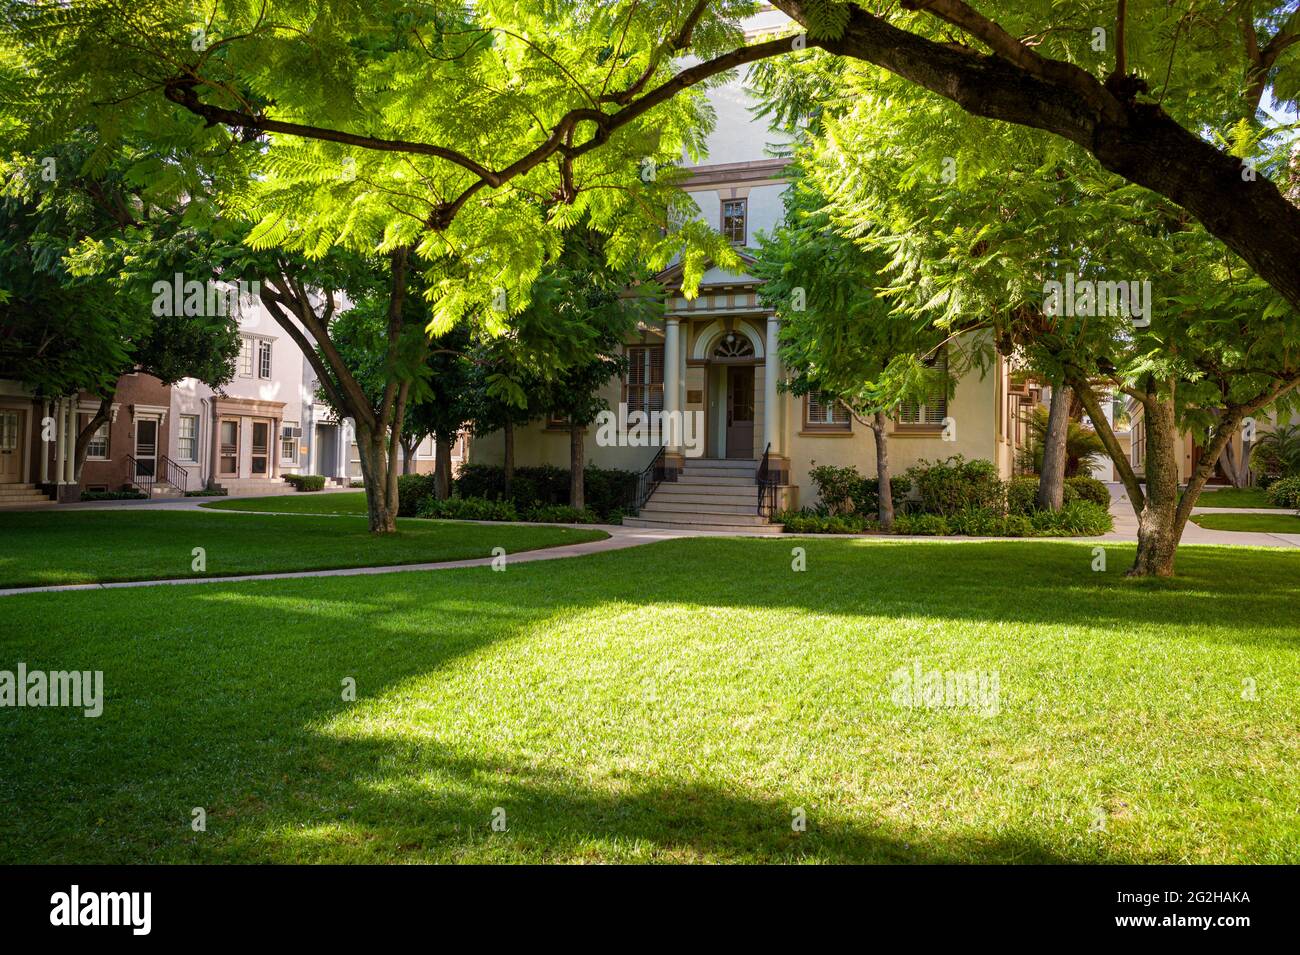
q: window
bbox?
[721,198,747,244]
[624,345,664,415]
[257,340,273,379]
[0,411,16,451]
[281,422,299,464]
[804,392,851,431]
[898,348,949,425]
[238,337,254,378]
[85,420,110,458]
[177,414,198,461]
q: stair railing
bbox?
[629,445,668,516]
[126,454,155,495]
[756,442,778,518]
[158,454,189,493]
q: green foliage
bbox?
[285,474,326,492]
[905,456,1004,516]
[78,489,146,501]
[775,511,871,534]
[892,513,950,536]
[454,463,637,520]
[1016,406,1107,478]
[396,473,439,517]
[1265,476,1300,509]
[1065,476,1111,509]
[521,504,602,524]
[946,508,1005,537]
[1027,501,1114,537]
[806,462,906,516]
[1253,424,1300,479]
[1006,476,1041,517]
[417,496,520,522]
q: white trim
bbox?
[691,320,765,361]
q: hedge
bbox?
[285,474,326,492]
[454,463,636,520]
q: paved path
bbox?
[4,486,1298,598]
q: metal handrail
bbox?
[629,445,667,515]
[756,442,778,518]
[126,454,155,494]
[158,454,189,492]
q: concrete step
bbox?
[0,483,36,491]
[672,474,757,487]
[623,516,784,534]
[640,500,763,516]
[682,458,757,469]
[679,467,758,480]
[646,493,758,508]
[632,507,772,527]
[0,487,46,499]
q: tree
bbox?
[752,171,952,530]
[1017,405,1107,480]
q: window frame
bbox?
[897,347,950,427]
[803,391,852,433]
[177,414,199,463]
[85,419,110,459]
[280,421,299,464]
[238,337,254,378]
[623,344,665,417]
[257,340,273,380]
[721,198,747,245]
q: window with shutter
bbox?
[623,345,665,415]
[804,391,851,431]
[898,347,949,425]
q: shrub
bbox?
[348,480,364,488]
[79,489,146,501]
[397,473,439,517]
[905,456,1004,516]
[776,510,871,534]
[1006,476,1040,516]
[1000,514,1033,537]
[1065,475,1111,508]
[285,474,326,492]
[1266,475,1300,509]
[894,513,950,536]
[947,507,1004,536]
[184,488,227,497]
[523,504,602,524]
[454,463,635,520]
[417,496,519,522]
[1028,500,1113,536]
[807,462,907,516]
[1015,405,1107,477]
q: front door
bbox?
[0,409,24,483]
[134,417,158,479]
[219,419,240,476]
[315,424,338,477]
[251,420,271,476]
[725,366,755,459]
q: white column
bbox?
[763,316,780,454]
[64,398,77,483]
[39,400,50,483]
[664,319,681,451]
[52,398,66,483]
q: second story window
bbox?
[722,198,747,245]
[238,337,254,378]
[257,340,273,379]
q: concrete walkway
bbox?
[3,486,1298,598]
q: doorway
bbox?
[218,418,240,477]
[315,423,338,477]
[134,417,159,479]
[725,366,755,459]
[0,409,24,483]
[250,419,271,476]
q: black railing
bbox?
[159,454,188,493]
[756,442,778,518]
[628,446,668,516]
[126,454,155,494]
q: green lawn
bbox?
[1195,488,1277,508]
[0,510,606,587]
[1191,511,1300,534]
[202,492,370,515]
[1,538,1296,864]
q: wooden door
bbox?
[250,420,270,476]
[725,366,755,459]
[219,419,240,476]
[0,409,23,483]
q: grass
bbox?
[1,538,1296,864]
[0,510,606,588]
[1191,511,1300,534]
[202,492,370,516]
[1195,488,1278,508]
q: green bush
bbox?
[397,473,439,517]
[348,480,364,488]
[184,488,227,497]
[523,504,602,524]
[905,456,1004,516]
[807,463,907,516]
[417,496,519,522]
[1065,475,1110,508]
[454,463,635,520]
[894,513,950,536]
[947,507,1004,536]
[1006,476,1040,516]
[775,510,871,534]
[1266,475,1300,509]
[1028,500,1113,536]
[285,474,326,492]
[1000,514,1033,537]
[79,489,146,501]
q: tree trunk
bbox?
[73,393,114,482]
[400,437,417,475]
[355,424,397,533]
[569,423,585,511]
[1037,379,1072,511]
[1129,393,1181,577]
[435,431,453,500]
[503,419,515,498]
[872,411,894,531]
